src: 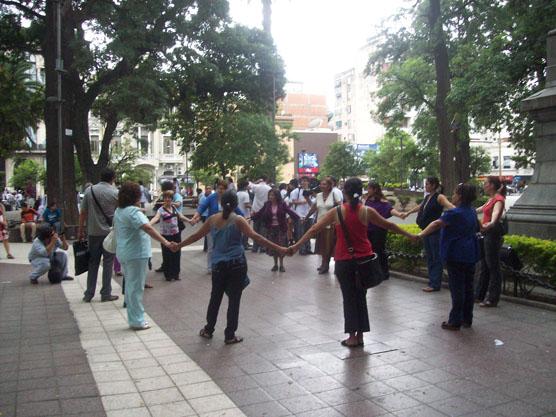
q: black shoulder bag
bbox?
[336,205,384,289]
[90,186,113,227]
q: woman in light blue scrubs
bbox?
[114,182,176,330]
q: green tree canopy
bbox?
[470,146,491,178]
[321,142,365,181]
[9,158,44,190]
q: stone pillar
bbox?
[507,29,556,239]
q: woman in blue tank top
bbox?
[176,190,287,344]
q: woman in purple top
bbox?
[252,188,300,272]
[364,182,405,279]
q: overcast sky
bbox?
[228,0,408,108]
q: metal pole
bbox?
[498,131,502,178]
[55,0,64,227]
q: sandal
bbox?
[279,266,285,273]
[271,265,278,272]
[199,328,213,339]
[225,336,244,345]
[144,283,154,289]
[7,254,14,259]
[341,339,360,348]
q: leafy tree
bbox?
[469,146,491,178]
[9,159,44,190]
[363,130,422,185]
[110,142,152,186]
[321,142,365,181]
[0,55,42,158]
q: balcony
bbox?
[159,153,184,162]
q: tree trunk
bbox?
[428,0,457,194]
[44,0,79,225]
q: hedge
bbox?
[386,224,556,286]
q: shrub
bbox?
[397,195,411,210]
[504,235,556,284]
[415,197,424,205]
[473,195,489,208]
[386,224,423,257]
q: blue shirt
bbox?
[28,238,62,262]
[114,206,151,262]
[199,194,210,217]
[440,205,480,264]
[42,207,61,225]
[197,193,243,218]
[211,214,244,265]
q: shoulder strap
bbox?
[336,205,354,257]
[90,185,112,226]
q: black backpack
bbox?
[48,252,64,284]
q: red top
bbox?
[482,194,505,224]
[334,203,373,261]
[21,208,38,223]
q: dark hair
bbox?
[426,177,444,194]
[320,177,333,190]
[344,177,363,210]
[216,179,228,189]
[47,200,57,208]
[227,177,234,183]
[367,181,385,201]
[454,183,477,206]
[260,175,268,182]
[37,224,54,242]
[221,190,238,220]
[161,181,174,192]
[118,182,141,208]
[268,188,282,204]
[21,202,28,208]
[138,181,143,186]
[486,176,507,197]
[278,183,287,191]
[300,176,310,183]
[100,168,116,183]
[289,178,299,188]
[326,175,337,186]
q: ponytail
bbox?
[220,190,238,220]
[426,177,443,194]
[343,177,363,211]
[486,176,507,197]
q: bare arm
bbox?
[149,212,161,225]
[305,202,317,221]
[78,209,87,240]
[418,219,444,238]
[482,201,504,231]
[366,207,416,239]
[236,217,287,255]
[141,223,172,248]
[178,219,212,248]
[438,194,455,210]
[390,208,405,218]
[291,208,337,252]
[177,212,194,224]
[405,201,422,215]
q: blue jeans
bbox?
[423,232,443,290]
[447,261,475,326]
[122,258,149,327]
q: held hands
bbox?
[400,212,409,220]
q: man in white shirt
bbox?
[289,177,313,255]
[237,180,252,249]
[327,176,344,204]
[249,176,271,253]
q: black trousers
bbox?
[205,257,247,340]
[368,229,389,279]
[161,233,181,280]
[475,226,503,304]
[447,261,475,326]
[335,260,370,334]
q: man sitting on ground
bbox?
[28,224,73,284]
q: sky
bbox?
[228,0,408,108]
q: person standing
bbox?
[252,189,299,272]
[154,180,184,272]
[78,168,119,302]
[289,177,312,255]
[403,177,454,292]
[42,201,63,234]
[364,182,405,280]
[306,178,340,274]
[19,202,38,242]
[475,176,506,308]
[249,176,271,253]
[191,180,244,273]
[199,185,212,252]
[114,182,176,330]
[149,190,192,281]
[138,181,148,209]
[418,183,480,330]
[0,203,14,259]
[177,190,287,344]
[236,180,252,249]
[290,178,417,347]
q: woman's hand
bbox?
[276,246,289,257]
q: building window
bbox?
[163,137,173,154]
[347,105,351,114]
[90,134,100,155]
[335,120,342,129]
[492,156,499,169]
[503,156,512,169]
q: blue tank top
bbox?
[211,213,245,265]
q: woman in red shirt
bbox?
[20,202,38,243]
[290,178,417,347]
[475,176,506,307]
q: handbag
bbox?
[103,227,116,253]
[73,240,90,275]
[174,207,186,232]
[336,206,384,289]
[48,251,65,284]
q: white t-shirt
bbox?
[332,187,343,204]
[237,190,251,218]
[290,187,310,218]
[250,182,271,213]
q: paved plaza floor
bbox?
[1,240,556,417]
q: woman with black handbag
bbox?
[150,190,192,281]
[289,178,417,348]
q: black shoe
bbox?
[62,276,74,281]
[155,266,164,272]
[441,321,460,331]
[271,265,278,272]
[101,295,119,302]
[83,295,92,302]
[462,322,472,328]
[174,276,182,281]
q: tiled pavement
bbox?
[2,240,556,417]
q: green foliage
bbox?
[109,142,152,186]
[363,129,422,184]
[386,224,423,257]
[9,159,44,189]
[470,146,491,177]
[504,235,556,282]
[0,55,43,158]
[397,195,411,210]
[473,195,489,208]
[415,197,424,205]
[321,142,365,181]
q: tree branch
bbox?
[0,0,45,19]
[97,110,118,168]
